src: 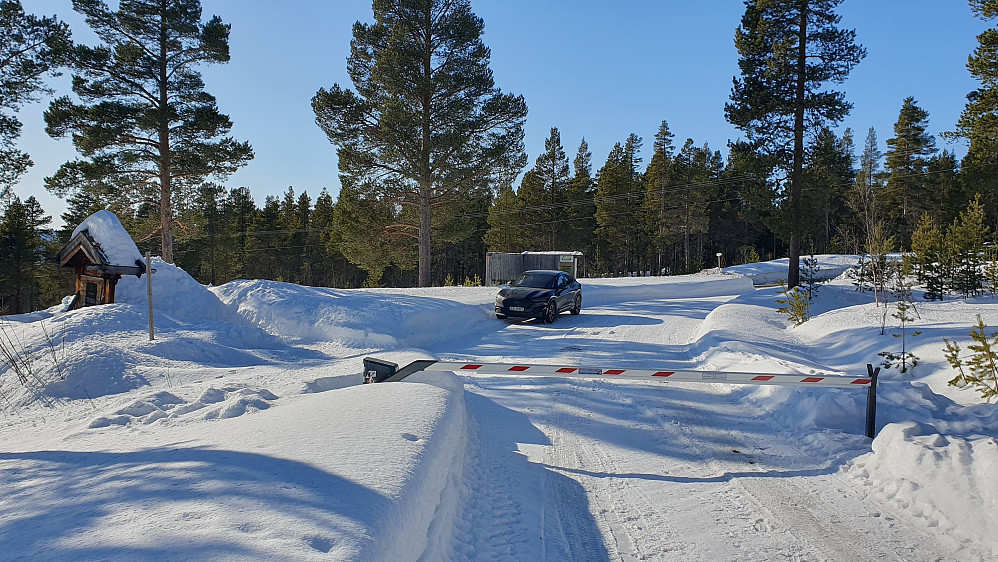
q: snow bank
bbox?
[211,280,496,348]
[1,376,468,561]
[71,210,144,268]
[847,421,998,557]
[212,275,753,347]
[726,254,860,285]
[116,258,251,327]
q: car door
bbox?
[556,274,571,311]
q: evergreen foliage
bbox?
[43,0,253,264]
[312,0,527,287]
[910,213,947,301]
[944,314,998,402]
[726,0,865,288]
[878,268,921,373]
[804,128,854,253]
[884,97,937,247]
[775,280,810,326]
[594,135,645,274]
[0,1,69,197]
[951,1,998,219]
[0,196,62,313]
[563,138,596,254]
[947,194,989,298]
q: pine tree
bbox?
[847,128,885,254]
[312,0,527,287]
[44,0,253,264]
[484,182,526,253]
[595,143,629,274]
[725,0,865,288]
[0,196,51,313]
[224,186,256,280]
[564,138,596,256]
[910,213,947,301]
[884,97,937,247]
[328,180,417,287]
[668,139,722,272]
[524,127,571,249]
[246,196,280,281]
[643,121,677,272]
[0,1,69,196]
[804,127,854,252]
[594,135,644,274]
[951,1,998,219]
[947,194,990,298]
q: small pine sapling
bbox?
[801,253,823,301]
[775,280,810,326]
[943,315,998,402]
[878,269,921,373]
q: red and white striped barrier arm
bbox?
[422,361,872,388]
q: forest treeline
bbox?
[3,0,998,313]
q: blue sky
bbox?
[14,1,991,227]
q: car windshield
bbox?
[511,272,558,289]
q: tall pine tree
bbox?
[312,0,526,287]
[884,96,937,247]
[725,0,865,287]
[44,0,253,264]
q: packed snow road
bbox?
[431,294,955,561]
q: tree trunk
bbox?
[158,7,173,264]
[788,1,808,289]
[418,6,433,287]
[419,185,432,286]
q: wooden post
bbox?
[146,251,155,341]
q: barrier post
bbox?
[865,364,880,438]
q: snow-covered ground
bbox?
[1,257,996,560]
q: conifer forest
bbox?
[4,0,998,313]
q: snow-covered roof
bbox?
[69,210,144,268]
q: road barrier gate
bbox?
[363,357,882,438]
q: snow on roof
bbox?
[71,210,144,268]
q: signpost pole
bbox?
[146,251,154,341]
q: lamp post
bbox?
[716,252,723,269]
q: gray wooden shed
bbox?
[485,251,583,285]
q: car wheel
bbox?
[496,313,507,320]
[570,294,581,315]
[543,300,557,323]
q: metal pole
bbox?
[146,251,154,341]
[865,364,880,438]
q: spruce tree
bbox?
[884,97,937,247]
[525,127,571,249]
[725,0,865,287]
[0,1,69,196]
[669,139,723,272]
[947,194,989,298]
[848,127,885,255]
[0,196,51,313]
[312,0,527,287]
[44,0,253,264]
[804,127,854,252]
[910,213,947,301]
[564,138,596,256]
[595,135,644,275]
[643,121,677,272]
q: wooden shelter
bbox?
[57,229,145,309]
[485,251,584,285]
